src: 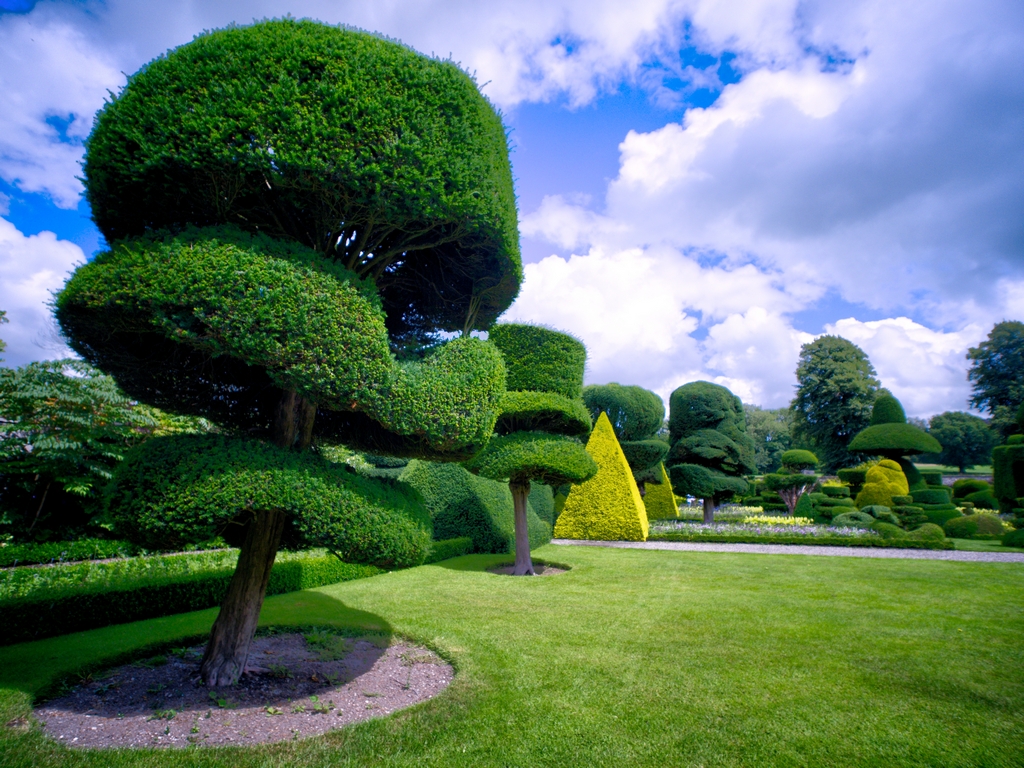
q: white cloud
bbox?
[0,217,81,365]
[824,317,987,418]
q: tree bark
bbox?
[509,479,535,576]
[200,508,286,686]
[637,481,646,498]
[200,390,316,687]
[703,496,715,525]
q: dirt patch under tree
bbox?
[33,629,452,748]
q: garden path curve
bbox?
[551,539,1024,563]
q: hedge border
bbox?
[647,533,953,550]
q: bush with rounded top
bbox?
[964,490,998,509]
[822,484,851,498]
[920,470,944,486]
[855,459,910,508]
[106,434,432,567]
[583,383,664,442]
[911,488,952,505]
[870,521,908,539]
[952,478,992,498]
[944,514,1005,539]
[832,511,876,528]
[849,423,942,456]
[464,431,597,486]
[910,523,946,542]
[83,19,520,338]
[1003,527,1024,547]
[780,449,818,469]
[488,324,586,400]
[870,394,907,425]
[493,391,592,438]
[922,507,963,527]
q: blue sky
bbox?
[1,0,1022,418]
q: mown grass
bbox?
[952,538,1024,553]
[1,545,1022,767]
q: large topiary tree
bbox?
[790,336,881,472]
[466,324,597,574]
[582,383,668,495]
[55,20,521,686]
[762,449,819,515]
[848,394,941,490]
[666,381,755,524]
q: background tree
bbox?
[56,20,520,687]
[967,321,1024,439]
[928,411,997,472]
[0,360,157,541]
[743,404,793,474]
[666,381,755,524]
[790,336,881,472]
[582,383,668,495]
[762,449,819,515]
[466,325,597,575]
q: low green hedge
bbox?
[944,514,1005,540]
[911,488,951,505]
[0,552,382,645]
[424,537,474,564]
[647,533,952,550]
[0,538,140,568]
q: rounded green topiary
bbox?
[832,511,876,528]
[493,391,592,438]
[83,19,520,338]
[964,490,998,509]
[854,459,910,508]
[911,488,952,505]
[669,463,718,499]
[944,513,1005,539]
[1003,527,1024,547]
[780,449,819,469]
[910,523,946,542]
[106,434,431,567]
[870,394,907,425]
[952,478,991,499]
[848,423,942,456]
[56,227,506,458]
[583,384,665,442]
[464,432,597,486]
[488,324,586,400]
[869,521,908,539]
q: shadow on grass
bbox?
[0,589,391,702]
[428,553,573,573]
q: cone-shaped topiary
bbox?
[554,413,649,541]
[582,383,668,494]
[854,459,910,508]
[642,463,679,520]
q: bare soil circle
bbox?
[34,629,452,748]
[487,563,568,576]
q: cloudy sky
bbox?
[1,0,1021,417]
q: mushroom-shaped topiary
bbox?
[762,449,820,515]
[848,394,942,490]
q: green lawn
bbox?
[952,537,1024,553]
[2,545,1022,767]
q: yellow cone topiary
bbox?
[554,412,649,541]
[854,459,910,508]
[643,463,679,520]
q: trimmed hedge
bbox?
[832,511,876,528]
[922,507,964,528]
[555,413,649,541]
[855,460,909,508]
[1003,528,1024,547]
[822,485,851,498]
[944,514,1006,540]
[964,490,998,510]
[952,478,992,498]
[464,431,596,487]
[528,483,556,526]
[424,537,474,564]
[647,533,951,550]
[920,470,944,486]
[643,464,679,520]
[911,488,952,505]
[488,324,586,400]
[582,383,664,442]
[1,552,382,645]
[400,460,551,554]
[493,391,592,438]
[0,539,139,568]
[993,443,1024,510]
[781,449,818,469]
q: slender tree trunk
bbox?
[200,389,314,687]
[200,508,287,686]
[26,478,51,535]
[509,479,535,576]
[637,481,646,498]
[703,496,715,525]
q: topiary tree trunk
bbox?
[509,478,535,576]
[702,496,714,525]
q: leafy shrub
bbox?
[922,507,963,528]
[1,550,381,645]
[832,511,876,528]
[489,324,586,400]
[964,490,998,510]
[862,506,902,526]
[869,521,908,539]
[910,523,946,542]
[494,391,592,438]
[952,478,992,499]
[944,514,1006,539]
[780,449,818,469]
[837,467,867,491]
[821,485,851,498]
[854,459,909,508]
[920,470,944,486]
[1002,528,1024,547]
[424,537,473,563]
[528,483,556,526]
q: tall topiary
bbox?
[762,449,820,515]
[666,381,755,523]
[466,325,597,574]
[554,413,649,541]
[848,394,942,491]
[642,463,679,520]
[992,406,1024,516]
[583,383,668,495]
[55,20,521,686]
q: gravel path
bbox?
[551,539,1024,563]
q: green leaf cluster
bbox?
[743,405,793,473]
[790,336,881,472]
[584,383,668,481]
[928,411,996,472]
[83,19,521,339]
[967,321,1024,424]
[465,432,598,487]
[488,324,587,401]
[105,434,432,568]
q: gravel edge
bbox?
[551,539,1024,563]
